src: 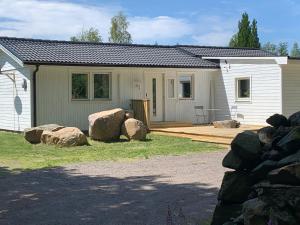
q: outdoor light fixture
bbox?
[22,78,27,91]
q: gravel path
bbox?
[0,151,228,225]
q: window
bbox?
[72,73,88,100]
[178,75,192,99]
[236,77,251,101]
[167,79,175,98]
[94,73,110,99]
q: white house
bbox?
[0,37,299,132]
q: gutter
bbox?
[32,65,40,127]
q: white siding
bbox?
[36,65,216,130]
[0,52,32,131]
[282,62,300,117]
[214,59,282,125]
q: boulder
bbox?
[251,160,278,182]
[88,108,125,141]
[222,150,258,170]
[41,127,87,147]
[121,118,147,141]
[242,198,268,225]
[231,131,262,161]
[125,110,134,119]
[257,126,276,145]
[218,171,253,203]
[276,127,300,156]
[211,202,242,225]
[24,124,64,144]
[213,120,240,128]
[266,114,289,128]
[288,111,300,126]
[268,163,300,185]
[277,149,300,167]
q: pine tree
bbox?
[291,42,300,57]
[236,12,252,47]
[109,12,132,44]
[249,19,261,48]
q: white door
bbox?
[145,73,163,121]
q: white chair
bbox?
[194,106,206,124]
[225,105,238,120]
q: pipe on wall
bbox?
[32,65,40,127]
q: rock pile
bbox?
[211,111,300,225]
[88,108,147,142]
[213,120,240,129]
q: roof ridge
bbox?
[177,44,262,50]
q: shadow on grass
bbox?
[0,166,218,225]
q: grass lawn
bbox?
[0,131,224,170]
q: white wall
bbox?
[282,61,300,117]
[214,59,282,125]
[36,65,215,130]
[0,51,32,131]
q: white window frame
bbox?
[235,76,252,102]
[178,74,194,100]
[167,78,176,99]
[70,71,112,101]
[71,72,90,101]
[92,72,112,100]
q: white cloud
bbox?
[192,32,233,46]
[129,16,193,42]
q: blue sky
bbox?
[0,0,299,47]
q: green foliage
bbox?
[291,42,300,57]
[109,11,132,44]
[229,12,261,48]
[70,27,102,43]
[262,42,278,55]
[0,132,223,170]
[277,42,289,56]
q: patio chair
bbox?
[194,106,206,124]
[225,105,238,120]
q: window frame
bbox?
[235,76,252,102]
[167,78,176,99]
[92,72,112,100]
[178,74,194,100]
[71,72,90,101]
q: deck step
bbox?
[150,121,193,129]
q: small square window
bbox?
[167,79,175,98]
[94,73,111,99]
[236,78,251,101]
[72,73,88,100]
[179,75,192,99]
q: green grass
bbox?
[0,131,224,170]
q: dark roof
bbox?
[0,37,218,69]
[178,45,276,57]
[0,37,277,69]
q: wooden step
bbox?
[150,121,193,129]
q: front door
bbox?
[145,73,163,121]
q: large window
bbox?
[236,77,251,101]
[94,73,110,99]
[167,79,175,98]
[178,75,192,99]
[72,73,89,100]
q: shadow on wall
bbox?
[215,73,230,120]
[0,166,219,225]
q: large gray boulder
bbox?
[251,160,278,181]
[266,114,289,128]
[24,124,64,144]
[41,127,87,147]
[268,163,300,185]
[288,111,300,126]
[277,149,300,167]
[242,198,268,225]
[276,127,300,156]
[88,108,125,141]
[231,131,262,161]
[257,126,276,145]
[121,118,147,141]
[213,120,240,128]
[222,150,259,171]
[211,202,242,225]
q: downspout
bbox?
[32,65,40,127]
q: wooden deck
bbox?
[151,124,262,145]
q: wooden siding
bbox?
[282,63,300,117]
[214,59,282,125]
[0,51,32,131]
[36,66,215,130]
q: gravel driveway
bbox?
[0,151,227,225]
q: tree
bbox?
[249,19,260,48]
[229,12,261,48]
[291,42,300,57]
[70,27,102,43]
[277,42,289,56]
[109,12,132,44]
[262,42,277,55]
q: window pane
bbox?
[72,73,88,99]
[238,79,250,98]
[168,79,175,98]
[94,74,110,99]
[179,75,192,98]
